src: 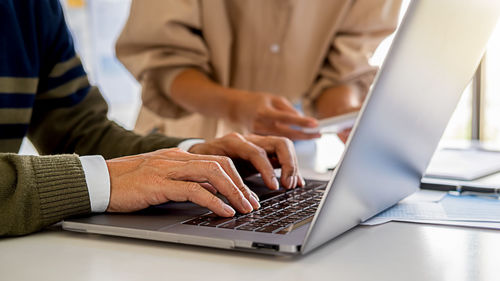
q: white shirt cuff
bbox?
[178,139,205,152]
[79,155,110,213]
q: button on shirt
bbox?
[269,44,280,54]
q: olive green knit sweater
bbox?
[0,87,185,237]
[0,154,90,236]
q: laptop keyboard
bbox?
[182,181,326,234]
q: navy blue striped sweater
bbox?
[0,0,90,152]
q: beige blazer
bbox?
[116,0,402,139]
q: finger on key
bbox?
[247,135,299,189]
[164,180,235,217]
[163,151,260,209]
[167,160,253,213]
[235,142,280,191]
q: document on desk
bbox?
[362,191,500,230]
[424,148,500,181]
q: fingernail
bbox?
[251,191,260,201]
[249,195,260,209]
[243,198,253,213]
[299,177,306,187]
[272,177,280,190]
[223,204,236,216]
[287,176,294,189]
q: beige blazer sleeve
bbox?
[304,0,402,112]
[116,0,211,118]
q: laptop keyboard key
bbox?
[182,217,206,225]
[182,180,327,233]
[199,217,234,227]
[237,224,258,231]
[219,220,249,229]
[245,213,266,220]
[256,224,283,233]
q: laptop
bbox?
[63,0,500,255]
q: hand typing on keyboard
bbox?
[106,133,304,218]
[184,181,326,234]
[189,134,305,190]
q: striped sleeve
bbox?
[36,56,90,109]
[35,1,90,110]
[0,78,38,149]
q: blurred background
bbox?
[20,0,500,158]
[60,0,141,129]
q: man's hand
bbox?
[233,91,320,140]
[105,133,303,217]
[189,133,305,190]
[106,148,259,217]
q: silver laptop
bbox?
[63,0,500,255]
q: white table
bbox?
[2,221,500,281]
[2,137,500,281]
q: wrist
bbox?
[226,89,252,124]
[187,142,204,154]
[170,69,238,119]
[314,84,363,119]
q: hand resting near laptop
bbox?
[106,133,304,217]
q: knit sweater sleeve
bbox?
[0,154,90,236]
[29,85,185,159]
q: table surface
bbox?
[2,137,500,281]
[2,222,500,281]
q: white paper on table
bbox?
[425,148,500,181]
[362,193,500,228]
[390,219,500,230]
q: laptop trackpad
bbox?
[66,202,209,231]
